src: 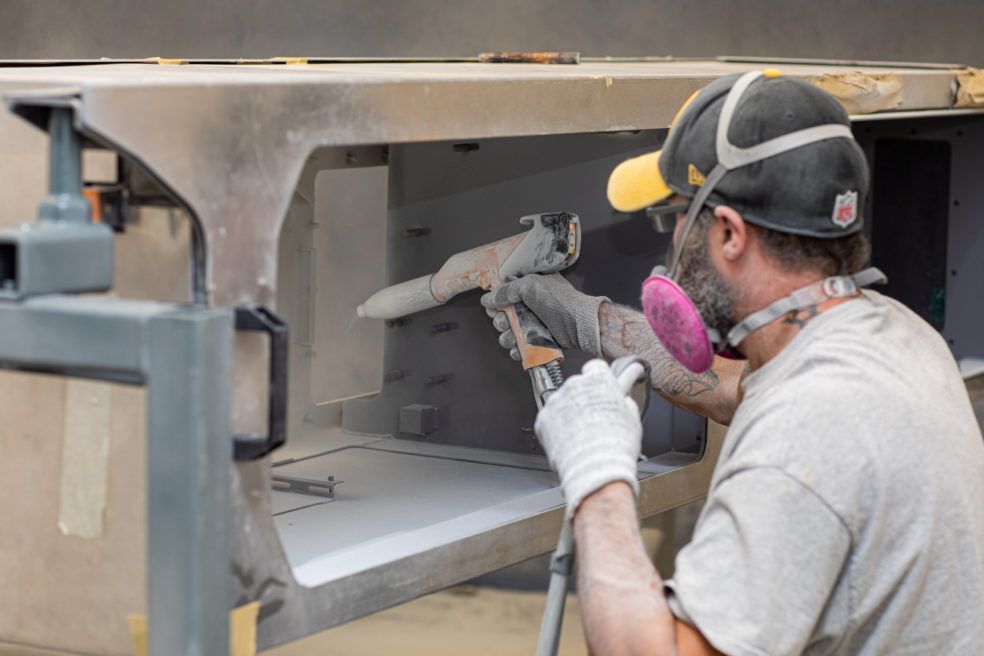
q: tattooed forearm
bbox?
[599,302,719,397]
[598,301,747,425]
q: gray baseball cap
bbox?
[607,70,869,239]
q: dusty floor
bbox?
[264,587,588,656]
[0,588,586,656]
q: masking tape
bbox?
[57,380,112,539]
[954,67,984,108]
[231,602,262,656]
[128,602,261,656]
[128,615,148,656]
[811,71,903,115]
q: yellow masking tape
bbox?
[954,67,984,108]
[128,615,148,656]
[231,602,262,656]
[273,57,309,65]
[810,71,903,115]
[128,602,261,656]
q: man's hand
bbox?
[534,359,642,517]
[481,273,610,359]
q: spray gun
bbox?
[357,211,581,407]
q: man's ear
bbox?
[713,205,747,262]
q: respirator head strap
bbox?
[724,267,887,347]
[717,72,855,170]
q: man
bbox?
[482,71,984,654]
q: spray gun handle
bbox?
[501,302,564,371]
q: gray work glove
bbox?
[480,273,609,359]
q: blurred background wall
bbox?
[1,0,982,66]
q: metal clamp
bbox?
[233,305,289,460]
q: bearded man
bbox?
[482,71,984,655]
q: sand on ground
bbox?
[264,587,588,656]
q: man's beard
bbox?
[674,228,738,343]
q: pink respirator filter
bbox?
[641,275,715,373]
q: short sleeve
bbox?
[664,467,851,656]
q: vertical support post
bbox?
[146,308,233,656]
[38,107,90,223]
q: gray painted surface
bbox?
[1,1,982,67]
[854,116,984,360]
[273,444,558,569]
[342,131,706,457]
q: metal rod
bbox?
[535,356,650,656]
[38,107,90,223]
[536,519,575,656]
[48,108,81,197]
[531,358,572,656]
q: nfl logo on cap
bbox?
[832,190,859,228]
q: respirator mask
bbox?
[637,71,886,373]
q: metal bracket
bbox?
[233,305,289,460]
[0,103,113,300]
[0,221,114,299]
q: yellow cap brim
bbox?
[606,150,673,213]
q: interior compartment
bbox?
[269,130,710,584]
[856,115,984,365]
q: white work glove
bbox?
[480,273,609,359]
[535,359,643,518]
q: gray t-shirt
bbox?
[665,290,984,655]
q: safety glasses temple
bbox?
[645,202,689,232]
